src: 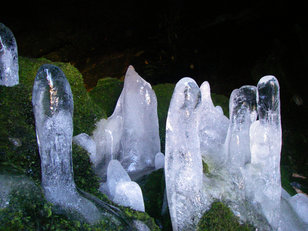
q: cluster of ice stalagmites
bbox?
[32,64,102,224]
[165,76,308,231]
[72,65,160,211]
[0,23,19,87]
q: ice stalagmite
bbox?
[32,64,101,224]
[227,86,257,168]
[92,66,160,179]
[198,81,229,168]
[120,66,160,174]
[101,160,145,212]
[165,78,204,231]
[246,76,282,230]
[0,23,19,86]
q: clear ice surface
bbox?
[32,64,101,224]
[73,133,97,163]
[165,77,205,231]
[288,193,308,225]
[154,152,165,170]
[106,159,131,199]
[198,81,229,168]
[0,23,19,87]
[226,86,257,168]
[113,181,145,212]
[102,159,145,211]
[92,65,160,178]
[245,76,282,230]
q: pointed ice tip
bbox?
[126,65,136,75]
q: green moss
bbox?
[89,77,124,117]
[122,206,160,231]
[211,93,229,117]
[0,182,125,231]
[197,202,254,231]
[137,169,165,219]
[72,144,100,194]
[153,83,175,151]
[202,160,210,174]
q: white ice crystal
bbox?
[165,77,205,231]
[92,65,160,178]
[154,152,165,170]
[101,159,145,212]
[73,133,97,162]
[32,64,101,224]
[198,81,229,168]
[0,23,19,87]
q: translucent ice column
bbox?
[165,78,204,231]
[227,86,257,168]
[0,23,19,86]
[246,76,282,230]
[198,81,229,168]
[92,66,160,178]
[32,64,101,224]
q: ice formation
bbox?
[101,160,145,212]
[165,75,308,231]
[244,76,282,229]
[165,78,205,231]
[198,81,229,168]
[32,64,101,224]
[154,152,165,170]
[73,133,97,163]
[92,65,160,179]
[0,23,19,87]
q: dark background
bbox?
[2,0,308,180]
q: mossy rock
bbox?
[88,77,124,117]
[197,202,254,231]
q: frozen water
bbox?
[198,81,229,168]
[164,75,308,230]
[154,152,165,170]
[0,23,19,86]
[280,190,308,231]
[288,193,308,225]
[118,66,160,173]
[102,159,145,211]
[227,86,257,168]
[133,220,150,231]
[92,65,160,178]
[92,106,123,175]
[106,159,131,199]
[32,64,101,224]
[245,76,282,229]
[165,77,205,231]
[73,133,97,162]
[113,181,145,212]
